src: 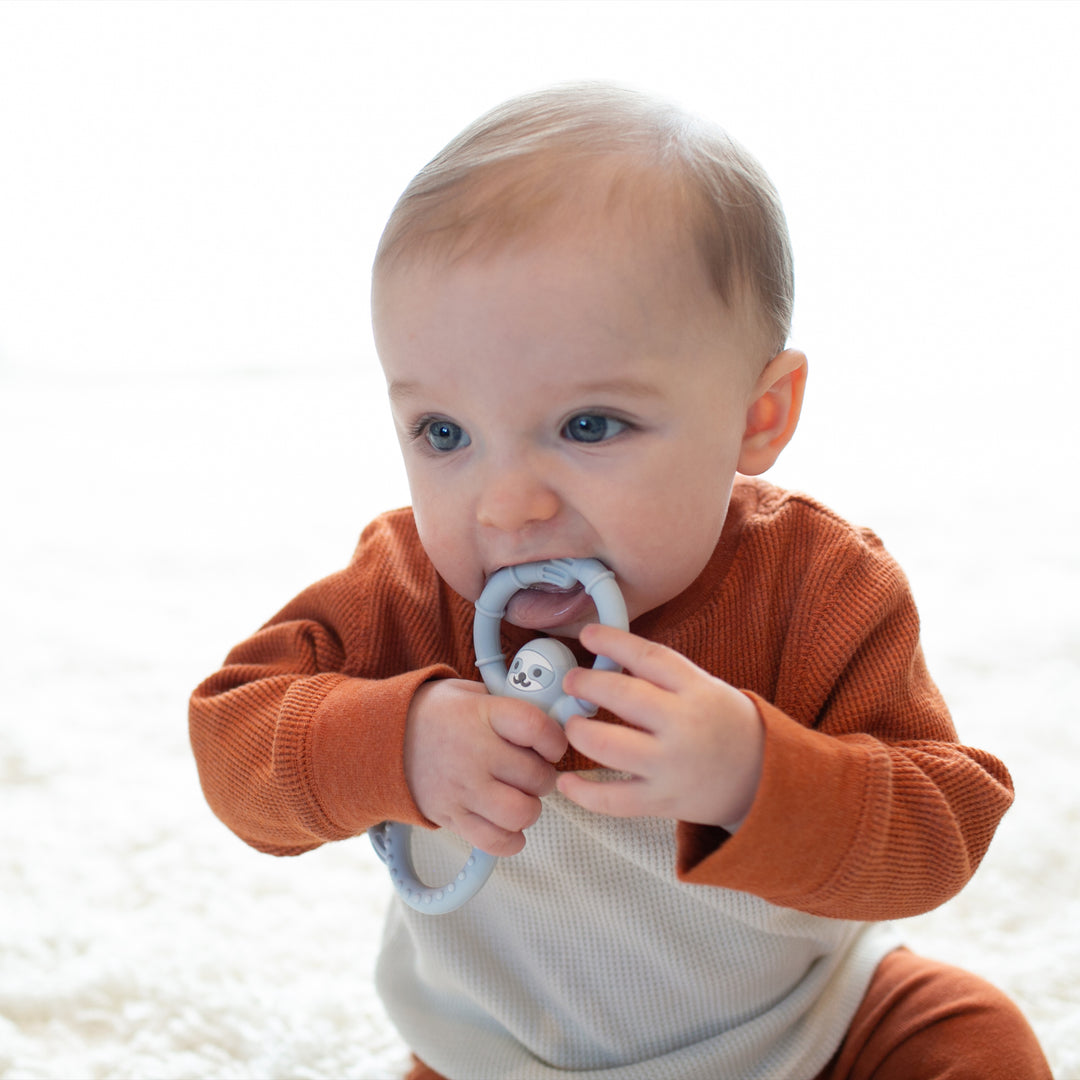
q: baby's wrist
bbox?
[710,689,765,830]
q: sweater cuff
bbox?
[276,665,458,841]
[677,692,886,911]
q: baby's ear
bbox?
[737,350,807,476]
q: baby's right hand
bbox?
[403,678,569,857]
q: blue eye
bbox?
[563,414,627,444]
[422,419,470,452]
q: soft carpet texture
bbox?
[2,374,1076,1078]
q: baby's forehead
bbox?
[375,163,767,365]
[374,222,770,400]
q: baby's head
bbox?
[372,84,807,634]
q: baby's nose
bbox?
[475,460,559,532]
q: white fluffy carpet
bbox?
[1,372,1077,1079]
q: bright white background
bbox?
[1,1,1077,1076]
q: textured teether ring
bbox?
[369,558,627,914]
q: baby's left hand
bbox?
[557,624,764,831]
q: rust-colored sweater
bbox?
[190,477,1013,923]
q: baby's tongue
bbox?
[505,581,590,632]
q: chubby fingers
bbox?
[559,714,656,777]
[459,698,567,856]
[556,771,656,819]
[461,789,540,857]
[449,753,555,858]
[562,624,690,731]
[576,622,700,691]
[486,695,569,765]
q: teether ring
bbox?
[369,557,628,914]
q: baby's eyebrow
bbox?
[386,379,423,405]
[569,376,666,401]
[387,376,664,403]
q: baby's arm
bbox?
[191,625,567,858]
[189,511,569,857]
[558,537,1014,924]
[189,614,447,854]
[557,624,764,831]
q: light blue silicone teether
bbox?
[369,557,628,915]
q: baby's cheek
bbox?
[414,526,482,600]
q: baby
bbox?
[190,84,1049,1079]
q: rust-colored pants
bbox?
[405,948,1051,1080]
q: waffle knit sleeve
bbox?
[188,511,470,856]
[673,484,1014,921]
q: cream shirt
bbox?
[376,787,896,1079]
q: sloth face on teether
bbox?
[504,638,578,715]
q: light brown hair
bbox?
[374,83,794,355]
